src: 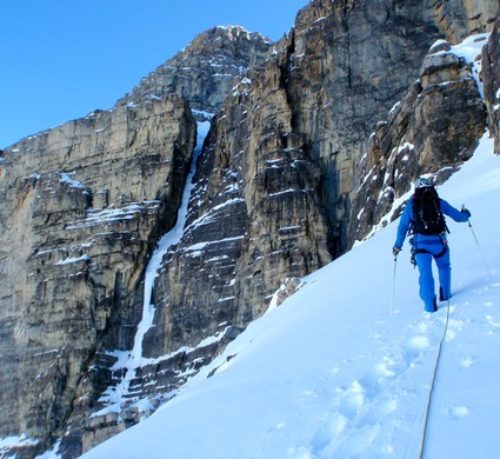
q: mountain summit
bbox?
[119,25,273,117]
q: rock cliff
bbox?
[482,18,500,154]
[0,27,271,458]
[0,3,498,459]
[0,94,196,458]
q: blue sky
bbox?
[0,0,308,149]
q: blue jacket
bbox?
[395,197,469,249]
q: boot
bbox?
[425,298,438,313]
[439,287,450,302]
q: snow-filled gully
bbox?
[132,120,210,365]
[97,120,211,412]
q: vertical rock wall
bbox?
[0,95,196,456]
[262,0,443,253]
[432,0,498,42]
[482,18,500,154]
[149,55,332,360]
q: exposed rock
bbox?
[0,25,276,459]
[420,49,462,87]
[348,40,486,244]
[263,0,443,254]
[269,277,303,309]
[431,0,498,42]
[0,95,196,456]
[120,26,273,119]
[482,18,500,154]
[146,56,331,357]
[74,324,240,455]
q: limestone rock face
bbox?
[148,59,332,358]
[348,40,486,244]
[283,0,445,253]
[0,26,277,459]
[120,26,273,118]
[431,0,498,42]
[0,95,196,455]
[482,18,500,154]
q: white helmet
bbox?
[414,177,432,189]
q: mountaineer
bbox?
[393,177,471,312]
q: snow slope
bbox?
[82,133,500,458]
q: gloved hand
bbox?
[461,208,471,219]
[392,246,401,257]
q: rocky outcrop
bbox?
[120,26,273,119]
[482,18,500,154]
[348,38,487,244]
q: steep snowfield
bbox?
[82,133,500,458]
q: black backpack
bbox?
[411,186,446,235]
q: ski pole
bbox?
[462,205,490,278]
[391,254,398,315]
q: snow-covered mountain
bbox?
[78,134,500,458]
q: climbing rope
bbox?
[418,298,451,459]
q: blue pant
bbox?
[413,236,451,312]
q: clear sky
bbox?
[0,0,308,149]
